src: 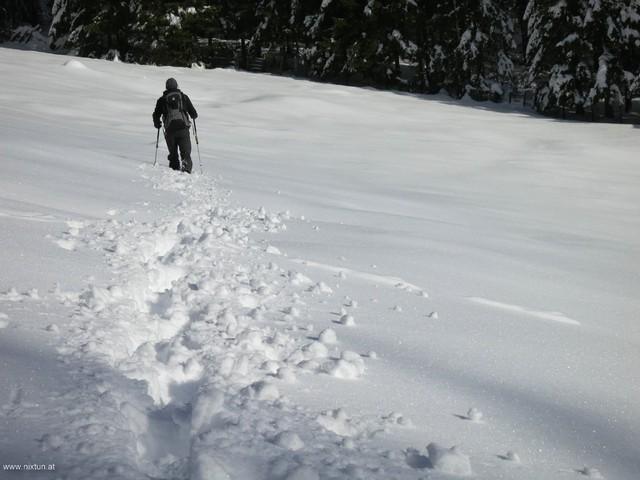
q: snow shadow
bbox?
[388,88,640,125]
[388,344,640,479]
[0,328,178,477]
[404,448,432,469]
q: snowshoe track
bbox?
[46,168,412,479]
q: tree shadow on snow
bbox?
[388,344,640,479]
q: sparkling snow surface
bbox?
[1,48,639,480]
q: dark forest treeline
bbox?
[3,0,639,120]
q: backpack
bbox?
[162,91,190,130]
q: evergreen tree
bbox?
[353,0,416,86]
[301,0,413,86]
[254,0,303,71]
[1,0,51,39]
[411,3,454,93]
[525,0,592,115]
[81,0,141,60]
[583,0,640,117]
[207,0,257,68]
[450,0,515,100]
[49,0,141,59]
[49,0,79,50]
[301,0,358,81]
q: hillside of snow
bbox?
[0,47,639,480]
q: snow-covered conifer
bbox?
[525,0,591,115]
[583,0,640,117]
[449,0,515,100]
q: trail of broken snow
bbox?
[44,167,418,479]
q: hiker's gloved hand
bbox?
[154,121,162,129]
[192,113,198,119]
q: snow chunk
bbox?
[317,408,356,436]
[261,361,280,374]
[428,311,439,319]
[324,351,365,379]
[288,271,312,286]
[285,465,319,480]
[384,411,413,427]
[191,453,231,480]
[301,341,329,359]
[344,296,358,307]
[277,366,297,383]
[426,443,472,476]
[238,294,258,308]
[1,288,21,301]
[309,282,333,294]
[56,238,76,250]
[467,407,483,422]
[339,314,356,326]
[579,467,605,479]
[319,328,338,344]
[39,433,64,451]
[500,451,521,463]
[283,306,301,318]
[243,381,280,401]
[272,431,305,451]
[26,288,39,299]
[325,360,358,379]
[191,386,225,435]
[45,323,59,333]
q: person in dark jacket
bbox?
[153,78,198,173]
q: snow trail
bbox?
[43,168,416,479]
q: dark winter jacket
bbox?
[152,88,198,131]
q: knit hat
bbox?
[165,78,178,90]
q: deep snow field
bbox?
[0,47,639,480]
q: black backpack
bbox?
[162,91,190,130]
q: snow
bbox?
[271,431,305,451]
[466,407,484,423]
[318,327,338,343]
[0,47,639,480]
[338,313,356,326]
[468,296,580,325]
[502,450,521,463]
[579,466,605,479]
[426,443,473,476]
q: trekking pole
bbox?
[153,127,160,167]
[193,119,203,174]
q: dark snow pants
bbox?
[165,128,192,173]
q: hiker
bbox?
[153,78,198,173]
